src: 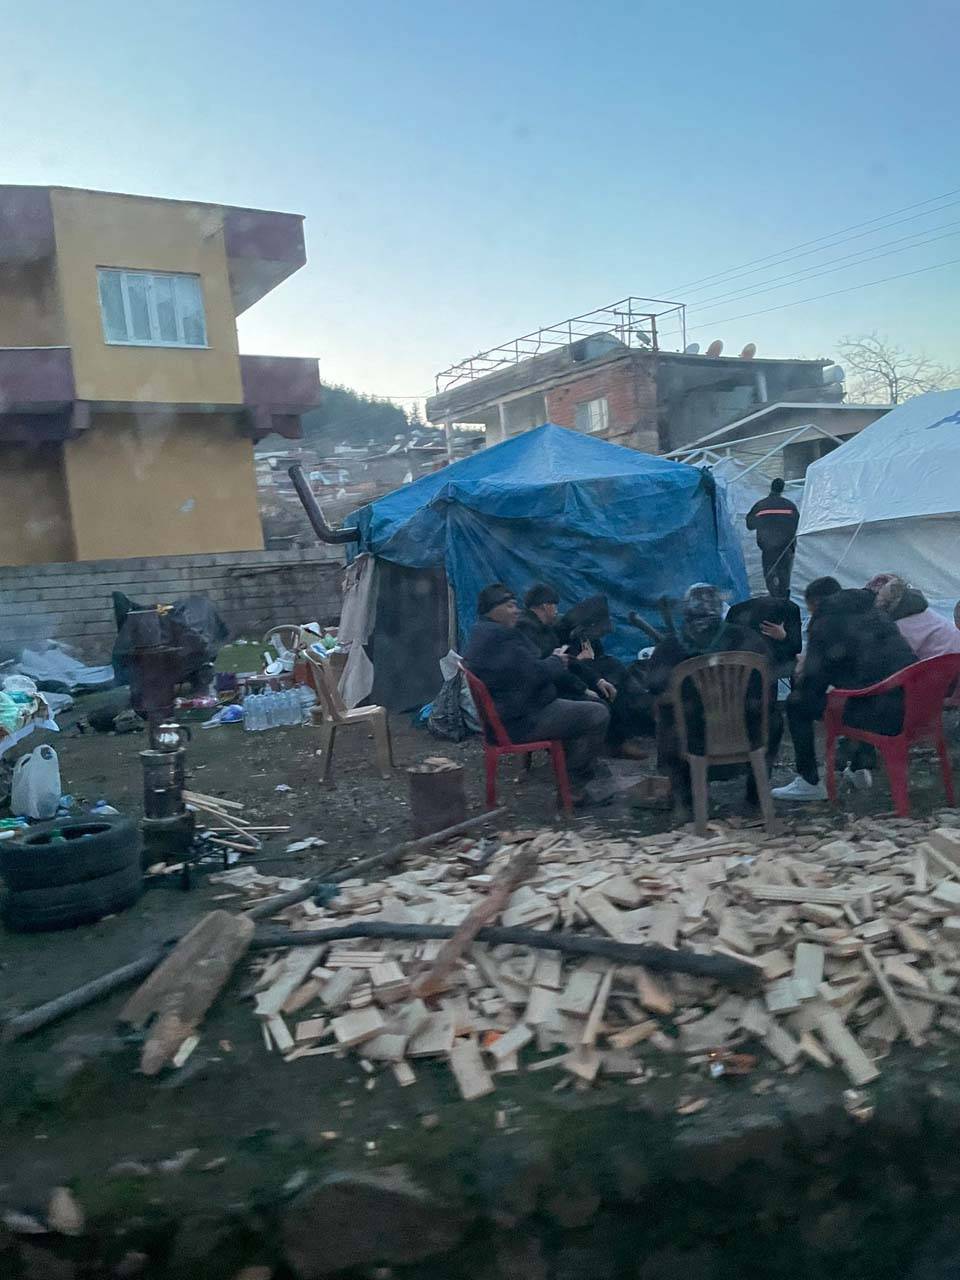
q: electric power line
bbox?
[681,222,960,316]
[669,185,960,294]
[679,201,960,306]
[681,255,960,335]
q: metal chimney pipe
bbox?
[288,464,360,544]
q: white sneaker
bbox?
[771,775,828,802]
[843,766,873,792]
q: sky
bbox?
[2,0,958,409]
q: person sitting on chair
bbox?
[463,583,609,791]
[866,574,960,661]
[772,577,916,801]
[646,584,782,814]
[516,584,617,704]
[726,594,802,683]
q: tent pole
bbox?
[447,579,458,650]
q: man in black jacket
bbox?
[745,478,800,598]
[772,580,916,801]
[516,584,617,703]
[463,583,609,784]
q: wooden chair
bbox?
[301,645,393,782]
[668,651,777,836]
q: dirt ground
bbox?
[2,691,960,1276]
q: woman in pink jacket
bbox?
[865,574,960,660]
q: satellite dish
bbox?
[684,342,700,355]
[823,365,845,385]
[739,342,757,360]
[705,339,724,358]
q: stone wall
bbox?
[0,546,345,662]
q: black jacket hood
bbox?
[816,588,877,618]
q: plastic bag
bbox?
[427,669,479,742]
[11,745,62,819]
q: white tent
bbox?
[796,389,960,613]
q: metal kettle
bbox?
[152,722,190,752]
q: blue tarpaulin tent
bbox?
[350,425,748,663]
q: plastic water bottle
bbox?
[284,689,301,725]
[242,693,256,731]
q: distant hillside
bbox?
[295,384,413,452]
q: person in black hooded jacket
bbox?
[772,582,916,801]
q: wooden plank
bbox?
[487,1022,534,1062]
[524,986,558,1027]
[255,947,324,1018]
[765,977,802,1015]
[746,884,874,905]
[798,1030,833,1069]
[895,922,932,955]
[581,968,614,1047]
[597,875,644,908]
[861,944,926,1048]
[448,1038,495,1100]
[392,1061,417,1087]
[557,970,602,1017]
[295,1016,328,1043]
[533,953,563,990]
[632,966,674,1015]
[718,912,755,956]
[814,1004,879,1085]
[606,1020,658,1050]
[282,977,324,1016]
[330,1006,385,1048]
[933,879,960,907]
[267,1015,294,1053]
[648,904,680,950]
[406,1010,456,1057]
[564,1046,601,1082]
[579,891,627,939]
[764,1021,801,1067]
[119,910,255,1077]
[758,949,793,981]
[792,942,825,1000]
[927,828,960,869]
[361,1033,408,1061]
[321,969,362,1010]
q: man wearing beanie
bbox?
[464,583,609,796]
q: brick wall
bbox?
[0,546,345,663]
[545,354,659,451]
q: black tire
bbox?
[0,818,141,891]
[1,864,143,933]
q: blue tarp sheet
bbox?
[350,424,748,659]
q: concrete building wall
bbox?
[545,356,659,451]
[0,547,344,662]
[49,188,243,406]
[0,443,74,566]
[0,260,65,347]
[62,412,264,561]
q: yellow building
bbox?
[0,186,320,566]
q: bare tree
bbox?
[837,332,960,404]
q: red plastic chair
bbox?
[461,665,573,816]
[825,654,960,816]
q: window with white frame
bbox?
[97,268,208,348]
[575,396,609,434]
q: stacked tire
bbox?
[0,818,143,932]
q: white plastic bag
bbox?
[11,745,62,819]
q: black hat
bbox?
[477,583,516,615]
[524,583,560,609]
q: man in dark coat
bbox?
[463,583,609,785]
[772,580,916,801]
[516,584,618,703]
[745,478,800,598]
[726,594,803,681]
[646,584,782,811]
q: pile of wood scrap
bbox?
[223,814,960,1096]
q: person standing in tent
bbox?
[464,583,609,800]
[745,478,800,598]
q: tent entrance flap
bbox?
[369,562,450,712]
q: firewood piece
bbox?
[119,911,254,1076]
[792,943,825,1000]
[861,944,926,1048]
[449,1037,495,1100]
[255,948,325,1018]
[648,904,680,950]
[764,1021,801,1067]
[412,843,538,999]
[580,891,627,939]
[798,1030,833,1069]
[557,970,602,1017]
[330,1006,385,1048]
[487,1022,534,1062]
[809,1003,879,1085]
[632,966,674,1015]
[581,968,614,1047]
